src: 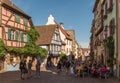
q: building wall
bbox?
[59,29,66,53]
[103,0,117,76]
[1,5,31,48]
[0,1,32,72]
[117,0,120,78]
[93,0,103,63]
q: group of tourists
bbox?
[19,59,41,80]
[57,59,112,79]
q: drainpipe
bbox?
[116,0,119,79]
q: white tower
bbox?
[46,14,56,25]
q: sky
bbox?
[11,0,95,48]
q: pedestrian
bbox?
[35,60,41,78]
[19,59,25,80]
[19,59,28,80]
[65,60,70,74]
[57,61,62,73]
[28,60,32,78]
[23,60,28,79]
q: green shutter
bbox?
[8,28,11,40]
[20,32,24,42]
[15,31,18,41]
[24,19,28,26]
[16,15,20,23]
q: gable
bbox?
[51,27,61,45]
[35,25,57,45]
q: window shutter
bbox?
[8,28,11,40]
[16,15,20,23]
[20,32,24,42]
[15,31,18,41]
[24,19,28,26]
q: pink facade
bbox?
[0,2,32,48]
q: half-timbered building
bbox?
[0,0,33,72]
[35,25,62,65]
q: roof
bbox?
[1,0,31,18]
[35,25,57,45]
[58,25,72,40]
[66,30,75,40]
[81,48,90,52]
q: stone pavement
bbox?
[0,67,119,83]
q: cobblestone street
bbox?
[0,67,119,83]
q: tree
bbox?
[27,27,40,42]
[25,27,48,58]
[6,27,48,59]
[103,36,114,67]
[0,39,6,57]
[59,53,67,61]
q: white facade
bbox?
[46,14,72,56]
[59,26,72,55]
[74,42,79,59]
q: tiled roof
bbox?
[81,48,90,52]
[35,25,57,45]
[2,0,31,18]
[58,25,72,40]
[66,30,75,40]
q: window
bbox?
[15,15,20,23]
[8,28,15,40]
[11,30,15,40]
[24,34,27,42]
[27,34,30,42]
[109,19,114,36]
[24,19,28,26]
[107,0,113,11]
[107,25,110,37]
[103,3,107,19]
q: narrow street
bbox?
[0,67,119,83]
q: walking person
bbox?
[19,59,25,80]
[23,60,28,79]
[65,60,71,74]
[19,59,28,80]
[57,61,62,73]
[35,60,41,78]
[28,60,32,78]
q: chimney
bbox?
[59,22,64,29]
